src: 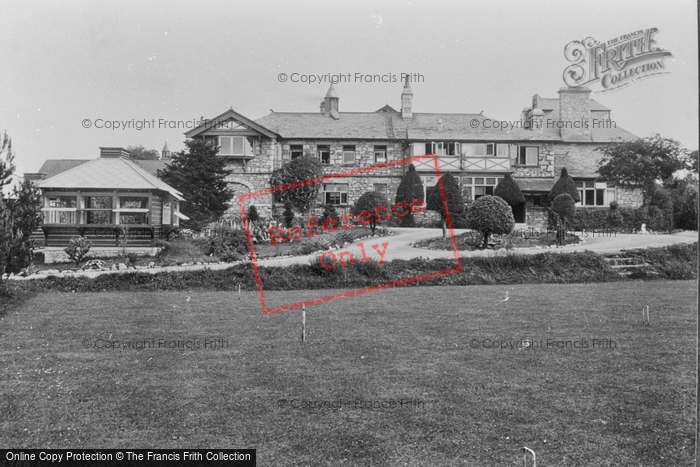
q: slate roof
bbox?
[536,106,637,142]
[254,112,536,141]
[254,109,635,143]
[133,159,170,176]
[37,159,89,179]
[39,157,183,200]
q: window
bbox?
[518,146,538,165]
[496,144,509,157]
[473,144,494,157]
[374,145,387,163]
[323,183,348,205]
[317,145,330,165]
[462,176,501,201]
[373,183,387,196]
[290,145,304,160]
[218,136,254,156]
[577,181,615,206]
[162,201,172,225]
[426,142,459,156]
[116,196,149,225]
[45,195,77,224]
[525,194,544,207]
[85,196,112,224]
[342,145,355,165]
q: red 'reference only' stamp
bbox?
[238,153,462,315]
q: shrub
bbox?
[319,204,341,230]
[247,205,260,224]
[606,203,624,229]
[292,237,330,256]
[395,164,424,227]
[548,168,580,203]
[465,195,515,248]
[203,229,249,262]
[494,173,525,205]
[308,253,339,277]
[64,236,92,265]
[352,191,391,235]
[426,172,464,238]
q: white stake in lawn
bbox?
[642,305,650,325]
[301,305,306,343]
[238,284,241,300]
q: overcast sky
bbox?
[1,0,697,179]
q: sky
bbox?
[0,0,697,183]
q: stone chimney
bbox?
[323,85,340,119]
[529,108,544,133]
[558,87,591,141]
[100,147,131,158]
[401,75,413,119]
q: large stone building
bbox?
[182,79,642,228]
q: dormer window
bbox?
[218,136,254,156]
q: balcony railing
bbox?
[412,156,511,172]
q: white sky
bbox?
[0,0,697,178]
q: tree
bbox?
[494,173,525,206]
[270,156,323,213]
[597,135,692,205]
[352,191,391,235]
[395,164,424,227]
[427,172,464,238]
[667,177,698,230]
[319,204,340,228]
[548,168,580,204]
[465,195,515,249]
[157,139,233,231]
[0,133,43,282]
[127,145,160,160]
[551,193,576,245]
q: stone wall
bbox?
[42,247,159,264]
[526,206,548,229]
[616,187,643,207]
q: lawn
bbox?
[0,281,696,466]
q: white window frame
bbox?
[576,181,615,207]
[323,183,349,205]
[317,145,331,165]
[374,145,387,163]
[518,146,538,166]
[218,136,254,156]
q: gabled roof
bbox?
[37,159,89,179]
[185,108,279,139]
[376,104,398,113]
[39,157,183,200]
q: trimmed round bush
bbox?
[465,195,515,248]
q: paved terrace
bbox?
[7,229,697,281]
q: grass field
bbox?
[0,281,696,466]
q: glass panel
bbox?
[485,186,494,195]
[485,178,496,185]
[86,196,111,209]
[337,184,348,192]
[219,136,232,155]
[585,189,595,206]
[526,147,538,165]
[474,178,484,184]
[87,211,111,224]
[375,151,387,162]
[120,197,148,209]
[475,186,485,196]
[486,144,494,156]
[48,196,77,208]
[231,137,244,155]
[496,144,508,156]
[596,189,605,206]
[162,201,171,225]
[462,144,474,157]
[463,177,473,184]
[412,143,425,155]
[243,137,254,155]
[474,144,486,156]
[120,213,148,225]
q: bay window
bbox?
[323,183,348,205]
[218,136,254,156]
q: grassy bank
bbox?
[10,242,697,295]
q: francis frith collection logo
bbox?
[563,27,672,92]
